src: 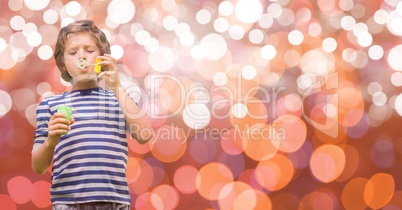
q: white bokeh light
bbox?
[179,31,195,47]
[219,1,234,16]
[241,65,257,80]
[25,103,39,127]
[43,9,58,24]
[163,15,178,31]
[288,30,304,45]
[350,50,368,69]
[267,3,283,18]
[368,45,384,60]
[340,15,356,31]
[37,45,53,60]
[374,9,388,25]
[111,45,124,60]
[36,82,51,95]
[297,7,312,22]
[148,46,175,72]
[161,0,176,12]
[144,7,159,22]
[297,73,316,90]
[277,8,295,27]
[22,22,38,37]
[183,104,211,129]
[258,14,274,28]
[144,38,160,53]
[10,16,25,31]
[105,17,120,29]
[352,22,368,37]
[229,25,245,40]
[261,45,277,60]
[61,18,75,28]
[27,32,42,47]
[387,45,402,71]
[196,9,211,25]
[248,29,264,44]
[235,0,263,23]
[12,48,27,62]
[309,22,322,37]
[0,46,17,70]
[0,38,7,52]
[200,33,227,60]
[391,72,402,87]
[65,1,81,17]
[190,45,205,60]
[322,37,337,53]
[397,2,402,16]
[107,0,135,24]
[135,30,151,46]
[386,11,402,36]
[342,48,357,63]
[9,0,23,11]
[130,23,143,36]
[213,72,228,86]
[175,23,190,37]
[323,104,337,118]
[214,18,229,33]
[232,103,248,118]
[367,82,382,96]
[301,49,334,76]
[0,90,12,117]
[10,32,33,60]
[23,0,50,11]
[394,93,402,116]
[372,92,387,106]
[357,31,373,47]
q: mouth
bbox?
[77,67,90,72]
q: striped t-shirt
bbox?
[32,87,131,205]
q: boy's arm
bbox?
[32,137,57,174]
[32,113,74,174]
[111,86,154,144]
[98,54,154,144]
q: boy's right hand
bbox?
[46,113,75,147]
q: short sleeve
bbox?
[122,85,140,133]
[32,99,52,154]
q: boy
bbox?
[31,20,153,210]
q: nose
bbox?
[78,49,86,60]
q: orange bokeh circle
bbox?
[196,162,234,200]
[310,144,345,183]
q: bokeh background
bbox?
[1,0,402,209]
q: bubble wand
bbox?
[76,58,102,74]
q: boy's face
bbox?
[63,32,101,83]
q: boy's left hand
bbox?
[97,54,121,88]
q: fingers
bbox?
[97,54,117,66]
[97,71,106,78]
[96,54,117,78]
[97,68,119,82]
[69,117,76,124]
[48,124,71,135]
[103,54,117,63]
[51,113,70,123]
[49,113,73,137]
[95,54,121,87]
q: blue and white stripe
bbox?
[32,87,131,205]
